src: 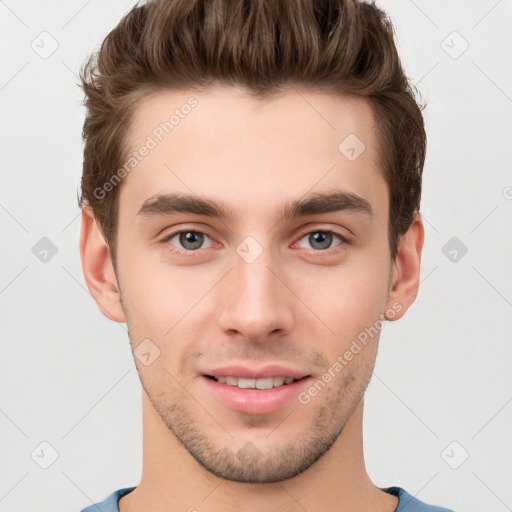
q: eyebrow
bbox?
[136,190,373,221]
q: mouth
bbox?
[201,373,312,415]
[204,375,308,389]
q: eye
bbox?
[162,228,346,257]
[165,230,214,252]
[296,230,346,251]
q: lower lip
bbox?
[201,375,312,415]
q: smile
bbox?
[206,375,302,389]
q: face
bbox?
[110,85,399,483]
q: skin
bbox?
[80,85,424,512]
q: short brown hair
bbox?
[78,0,426,262]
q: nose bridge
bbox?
[216,237,294,340]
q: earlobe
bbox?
[385,212,425,321]
[79,206,126,323]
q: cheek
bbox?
[117,248,219,366]
[116,247,184,333]
[290,259,390,345]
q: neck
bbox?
[119,392,398,512]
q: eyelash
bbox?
[161,227,348,258]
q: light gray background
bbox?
[1,1,511,511]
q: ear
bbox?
[385,212,424,321]
[79,206,126,323]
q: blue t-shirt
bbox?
[80,485,456,511]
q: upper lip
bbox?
[202,364,310,380]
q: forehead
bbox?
[119,85,388,223]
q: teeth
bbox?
[214,376,299,389]
[238,378,256,389]
[256,377,274,389]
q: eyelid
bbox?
[294,225,347,239]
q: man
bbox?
[77,0,456,510]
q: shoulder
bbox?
[79,487,136,512]
[384,486,457,512]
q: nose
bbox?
[216,242,296,343]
